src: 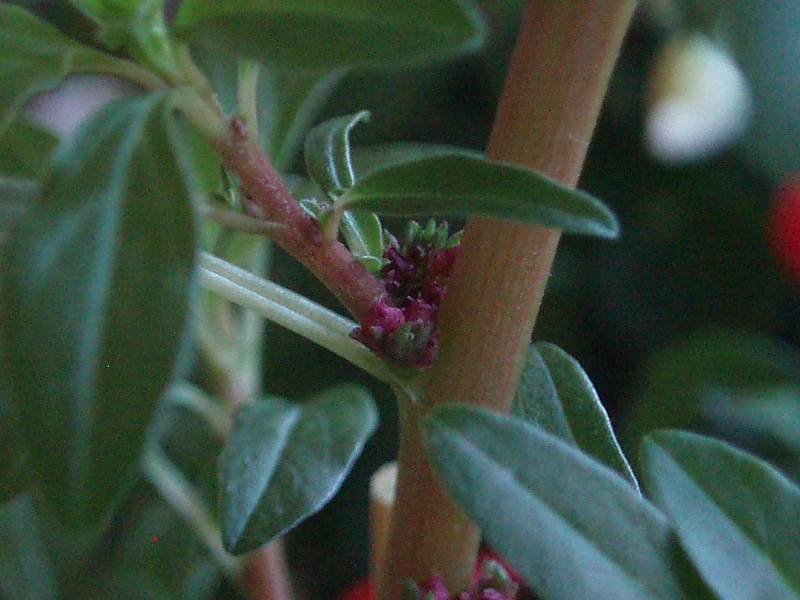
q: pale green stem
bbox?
[168,382,232,438]
[238,60,261,144]
[143,445,240,575]
[199,203,286,236]
[198,252,417,400]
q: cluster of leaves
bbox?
[425,343,800,600]
[2,2,796,600]
[0,0,619,596]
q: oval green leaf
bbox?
[219,384,378,555]
[2,93,197,529]
[512,343,573,440]
[0,5,125,138]
[537,342,639,489]
[641,430,800,600]
[340,152,620,238]
[424,404,686,600]
[175,0,485,71]
[340,209,385,274]
[305,111,370,197]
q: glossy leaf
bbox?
[424,405,686,600]
[305,111,370,197]
[2,94,196,529]
[642,430,800,600]
[340,209,386,274]
[538,342,638,489]
[0,118,57,180]
[0,4,123,138]
[340,152,620,238]
[219,384,377,554]
[175,0,485,71]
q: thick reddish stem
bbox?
[214,121,387,324]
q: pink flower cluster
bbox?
[350,223,460,368]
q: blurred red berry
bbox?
[768,177,800,281]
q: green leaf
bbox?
[340,209,386,274]
[190,42,344,171]
[512,343,573,439]
[424,405,686,600]
[620,329,800,453]
[305,110,370,197]
[2,93,197,529]
[704,385,800,446]
[219,384,377,554]
[0,118,57,180]
[641,430,800,599]
[175,0,485,71]
[340,152,620,238]
[537,342,639,489]
[0,494,58,600]
[0,404,29,505]
[0,4,125,138]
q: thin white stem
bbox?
[143,445,240,575]
[200,202,285,236]
[198,252,418,400]
[238,60,260,145]
[168,382,232,439]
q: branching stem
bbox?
[198,252,417,399]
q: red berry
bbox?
[768,177,800,281]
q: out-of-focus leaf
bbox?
[339,152,620,238]
[620,329,800,453]
[0,4,125,137]
[190,43,344,171]
[175,0,485,71]
[0,118,57,179]
[642,430,800,599]
[424,404,686,600]
[702,385,800,456]
[0,494,58,600]
[219,384,377,554]
[2,94,196,529]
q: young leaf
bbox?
[175,0,485,71]
[339,152,620,238]
[219,384,378,555]
[424,405,687,600]
[305,111,370,197]
[641,430,800,600]
[340,209,386,274]
[2,93,197,529]
[538,342,639,490]
[0,4,125,138]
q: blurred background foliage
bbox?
[4,0,800,598]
